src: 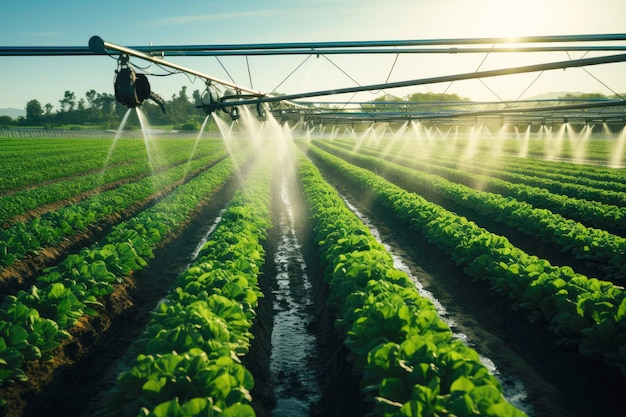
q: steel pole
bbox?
[88,36,264,97]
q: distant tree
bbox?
[94,92,116,116]
[166,86,196,124]
[25,99,44,125]
[44,103,54,116]
[0,115,14,126]
[59,90,76,112]
[560,92,608,100]
[192,89,202,105]
[85,89,97,107]
[363,91,470,113]
[405,92,468,102]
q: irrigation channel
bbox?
[267,174,321,415]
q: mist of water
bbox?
[183,114,211,179]
[571,124,593,163]
[518,125,531,158]
[98,108,132,187]
[544,123,567,161]
[610,125,626,168]
[135,108,166,189]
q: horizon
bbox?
[1,89,620,120]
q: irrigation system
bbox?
[2,33,626,125]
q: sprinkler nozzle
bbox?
[150,92,166,114]
[230,106,240,121]
[256,102,266,120]
[196,85,220,115]
[113,55,165,113]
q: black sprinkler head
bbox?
[196,86,220,115]
[230,106,240,121]
[114,68,149,108]
[113,60,165,113]
[256,102,266,120]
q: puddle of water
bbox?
[189,209,224,261]
[339,194,534,416]
[270,175,321,416]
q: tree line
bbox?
[1,86,206,130]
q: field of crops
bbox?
[0,127,625,417]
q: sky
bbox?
[1,0,626,112]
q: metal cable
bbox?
[245,56,254,89]
[214,56,237,85]
[515,71,544,101]
[321,54,362,86]
[269,54,312,95]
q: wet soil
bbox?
[291,177,369,417]
[250,166,367,417]
[0,156,228,298]
[315,164,626,417]
[0,154,369,417]
[0,171,240,417]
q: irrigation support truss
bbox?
[2,33,626,124]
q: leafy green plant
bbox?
[296,151,525,416]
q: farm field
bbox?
[0,123,625,417]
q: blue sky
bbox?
[2,0,626,110]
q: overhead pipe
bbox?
[86,36,626,120]
[6,45,626,57]
[225,52,626,106]
[92,33,626,52]
[2,33,626,56]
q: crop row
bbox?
[474,154,626,194]
[0,138,122,192]
[315,140,626,282]
[468,143,626,189]
[296,151,525,416]
[0,150,246,389]
[1,139,226,223]
[0,138,225,194]
[390,134,626,187]
[340,138,626,207]
[104,155,272,417]
[302,143,626,378]
[332,139,626,236]
[0,148,228,270]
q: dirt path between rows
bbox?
[0,172,240,417]
[318,168,626,417]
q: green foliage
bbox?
[302,140,626,378]
[14,85,204,127]
[104,156,272,417]
[296,151,526,416]
[0,153,243,386]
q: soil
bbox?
[0,153,370,417]
[0,170,240,417]
[314,160,626,417]
[0,156,228,297]
[291,174,369,417]
[5,146,625,417]
[248,164,368,417]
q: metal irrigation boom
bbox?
[2,33,626,122]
